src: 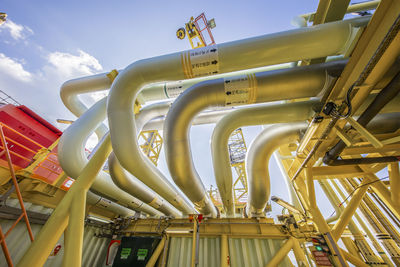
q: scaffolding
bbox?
[138,130,163,166]
[228,128,248,206]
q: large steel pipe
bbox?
[107,17,368,216]
[246,123,307,217]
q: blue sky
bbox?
[1,0,349,217]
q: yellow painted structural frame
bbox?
[17,134,112,267]
[138,130,163,166]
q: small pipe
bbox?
[323,71,400,165]
[329,156,400,166]
[108,154,181,217]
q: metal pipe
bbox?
[108,153,181,217]
[58,98,162,217]
[108,100,185,217]
[273,152,303,212]
[60,72,112,138]
[107,17,368,216]
[329,156,400,166]
[164,61,345,216]
[324,71,400,165]
[60,72,152,217]
[212,100,319,215]
[142,108,235,131]
[86,191,135,217]
[246,123,307,216]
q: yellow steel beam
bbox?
[139,130,163,166]
[146,235,167,267]
[312,165,367,178]
[389,162,400,205]
[17,135,112,267]
[313,0,350,26]
[220,234,229,267]
[342,143,400,155]
[265,238,294,267]
[331,181,369,241]
[305,167,349,266]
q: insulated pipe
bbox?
[86,191,136,217]
[108,101,184,217]
[212,100,319,215]
[142,108,235,131]
[165,61,345,216]
[246,123,307,216]
[107,17,368,216]
[108,154,181,217]
[58,98,162,217]
[140,64,292,101]
[60,72,111,138]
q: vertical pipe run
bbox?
[220,235,229,267]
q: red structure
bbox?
[0,104,63,184]
[193,13,216,47]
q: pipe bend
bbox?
[58,97,162,217]
[107,58,195,215]
[211,101,317,216]
[60,73,111,139]
[164,79,225,216]
[246,122,307,217]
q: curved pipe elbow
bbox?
[164,79,225,217]
[246,122,307,217]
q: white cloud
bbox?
[0,53,32,82]
[0,49,104,129]
[47,50,103,78]
[1,19,33,40]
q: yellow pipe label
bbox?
[181,45,219,79]
[224,73,257,106]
